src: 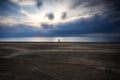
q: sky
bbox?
[0,0,120,37]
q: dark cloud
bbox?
[61,12,67,19]
[99,0,120,23]
[71,0,120,18]
[41,24,53,29]
[36,0,43,8]
[71,0,104,9]
[46,13,54,20]
[105,0,120,10]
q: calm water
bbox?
[0,37,120,42]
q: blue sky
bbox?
[0,0,120,37]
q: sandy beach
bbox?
[0,42,120,80]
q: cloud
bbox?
[8,0,108,27]
[45,13,54,20]
[80,33,120,37]
[0,14,42,28]
[0,16,17,26]
[36,0,43,8]
[7,0,120,30]
[9,0,36,6]
[0,14,120,37]
[61,12,67,19]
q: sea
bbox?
[0,37,120,42]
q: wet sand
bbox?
[0,42,120,80]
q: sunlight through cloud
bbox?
[7,0,106,28]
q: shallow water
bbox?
[0,37,120,42]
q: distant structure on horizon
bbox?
[58,39,60,42]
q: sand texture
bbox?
[0,42,120,80]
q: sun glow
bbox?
[20,9,91,27]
